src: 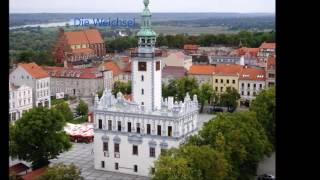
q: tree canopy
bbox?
[54,102,73,122]
[250,87,276,147]
[76,100,88,117]
[220,87,241,111]
[152,145,229,180]
[112,81,132,96]
[9,107,71,169]
[38,163,83,180]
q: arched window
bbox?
[141,89,144,95]
[141,75,144,81]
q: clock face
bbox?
[144,0,149,6]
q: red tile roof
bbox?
[64,29,104,45]
[42,66,100,79]
[184,44,199,50]
[21,167,47,180]
[19,63,49,79]
[236,47,259,56]
[260,42,276,49]
[188,65,216,75]
[102,60,122,76]
[239,67,266,81]
[9,163,30,174]
[83,29,104,44]
[214,64,243,76]
[267,56,276,70]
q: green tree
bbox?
[97,89,104,99]
[17,50,36,62]
[38,163,84,180]
[152,150,193,180]
[198,111,272,180]
[152,145,229,180]
[9,107,71,169]
[76,100,88,117]
[54,102,73,122]
[198,83,215,113]
[250,87,276,147]
[112,81,131,95]
[220,87,240,111]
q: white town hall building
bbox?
[93,0,199,176]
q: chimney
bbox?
[168,97,174,110]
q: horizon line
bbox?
[10,11,275,14]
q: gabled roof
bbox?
[64,29,104,45]
[83,29,104,44]
[188,65,216,75]
[102,60,122,76]
[18,63,49,79]
[260,42,276,49]
[239,67,266,81]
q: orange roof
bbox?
[237,47,259,56]
[42,66,100,79]
[103,60,122,76]
[123,62,132,72]
[215,64,243,76]
[184,44,199,50]
[267,56,276,70]
[239,67,266,81]
[259,42,276,49]
[188,65,216,75]
[72,48,94,55]
[22,167,47,180]
[19,63,49,79]
[83,29,104,44]
[64,29,104,45]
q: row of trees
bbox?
[104,30,275,53]
[12,50,56,66]
[152,87,275,180]
[162,77,240,112]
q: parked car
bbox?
[208,107,224,113]
[257,174,275,180]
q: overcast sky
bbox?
[10,0,275,13]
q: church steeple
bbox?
[137,0,157,54]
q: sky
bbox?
[10,0,275,13]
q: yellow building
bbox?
[212,64,243,94]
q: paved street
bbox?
[50,143,149,180]
[257,152,276,177]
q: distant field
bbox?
[153,25,238,35]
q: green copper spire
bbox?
[137,0,156,37]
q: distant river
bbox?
[10,21,74,30]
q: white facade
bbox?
[239,80,266,101]
[94,0,199,177]
[93,91,198,177]
[9,83,33,122]
[9,65,51,108]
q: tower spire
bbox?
[137,0,157,53]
